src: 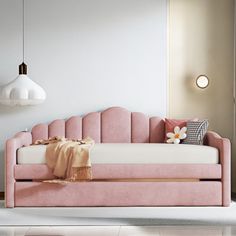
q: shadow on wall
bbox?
[0,104,33,116]
[184,73,195,92]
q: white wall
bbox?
[0,0,167,191]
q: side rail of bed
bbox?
[5,132,32,208]
[204,131,231,206]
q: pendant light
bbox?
[0,0,46,106]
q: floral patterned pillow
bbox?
[166,126,187,144]
[165,118,188,142]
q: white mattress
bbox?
[17,143,219,164]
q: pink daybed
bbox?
[5,107,231,207]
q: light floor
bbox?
[1,200,236,235]
[1,200,236,226]
[0,226,235,236]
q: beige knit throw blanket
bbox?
[33,137,94,183]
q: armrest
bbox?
[5,132,32,207]
[204,131,231,206]
[204,131,231,164]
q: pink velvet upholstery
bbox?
[204,131,231,206]
[15,182,222,207]
[15,164,55,180]
[5,132,32,208]
[82,112,101,142]
[14,164,221,180]
[131,112,149,143]
[65,116,82,140]
[32,124,48,143]
[149,117,165,143]
[5,107,231,207]
[101,107,131,143]
[31,107,165,144]
[48,119,65,138]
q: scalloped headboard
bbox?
[31,107,165,143]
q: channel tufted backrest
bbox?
[101,107,131,143]
[31,107,165,143]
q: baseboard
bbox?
[0,192,4,200]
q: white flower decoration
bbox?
[167,126,187,144]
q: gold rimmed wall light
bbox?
[196,75,209,89]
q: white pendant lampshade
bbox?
[0,0,46,106]
[0,63,46,106]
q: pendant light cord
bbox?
[22,0,25,62]
[19,0,27,75]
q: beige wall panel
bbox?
[169,0,235,190]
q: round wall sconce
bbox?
[196,75,209,89]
